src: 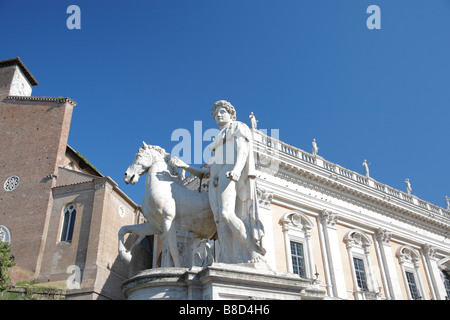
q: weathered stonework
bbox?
[0,57,150,300]
[122,263,326,300]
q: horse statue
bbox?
[118,142,216,267]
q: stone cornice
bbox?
[257,163,449,237]
[253,130,450,231]
[257,170,450,253]
[52,179,96,198]
[5,95,77,106]
[52,175,139,209]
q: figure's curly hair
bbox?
[211,100,236,121]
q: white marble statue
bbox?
[170,100,266,264]
[362,160,370,177]
[118,142,216,267]
[405,178,412,195]
[312,138,319,157]
[445,196,449,210]
[249,112,258,129]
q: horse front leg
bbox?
[118,222,161,264]
[162,215,181,267]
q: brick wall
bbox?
[0,96,74,275]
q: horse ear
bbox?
[142,141,148,149]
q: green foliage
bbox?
[0,242,15,291]
[0,290,23,300]
[76,150,100,174]
[0,285,66,300]
[0,244,65,300]
[15,279,39,287]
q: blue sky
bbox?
[1,0,449,208]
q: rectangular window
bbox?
[442,270,450,298]
[290,241,306,277]
[405,271,420,300]
[353,257,368,290]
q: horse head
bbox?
[124,141,162,185]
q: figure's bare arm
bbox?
[169,156,210,178]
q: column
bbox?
[320,210,348,299]
[375,228,403,299]
[423,244,447,300]
[256,188,276,270]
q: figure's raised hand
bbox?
[169,156,189,169]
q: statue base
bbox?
[121,263,326,300]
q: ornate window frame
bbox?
[396,245,425,300]
[60,203,77,243]
[344,229,378,299]
[279,211,315,279]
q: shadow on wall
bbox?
[94,234,153,300]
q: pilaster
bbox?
[256,187,276,270]
[319,210,347,299]
[375,228,403,300]
[423,244,447,300]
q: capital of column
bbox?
[422,244,438,260]
[376,228,392,245]
[320,210,339,228]
[257,187,273,210]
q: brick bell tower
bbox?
[0,57,77,280]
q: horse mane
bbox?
[142,144,182,180]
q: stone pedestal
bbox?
[121,263,326,300]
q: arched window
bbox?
[279,211,315,279]
[61,204,77,243]
[396,245,425,300]
[0,225,11,244]
[344,229,378,300]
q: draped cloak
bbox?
[207,121,266,261]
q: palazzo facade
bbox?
[246,129,450,300]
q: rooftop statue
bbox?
[312,138,319,157]
[363,160,370,178]
[170,100,266,264]
[249,111,258,129]
[405,178,412,195]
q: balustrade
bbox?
[254,130,448,220]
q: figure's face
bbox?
[214,107,232,126]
